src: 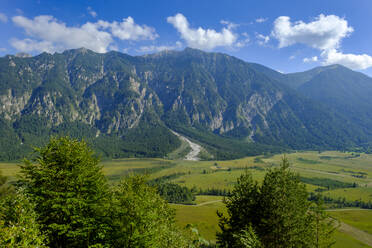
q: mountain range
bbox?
[1,47,372,160]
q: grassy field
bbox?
[172,196,372,247]
[334,231,371,248]
[1,150,372,246]
[328,210,372,235]
[172,195,225,242]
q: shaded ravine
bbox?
[170,130,201,161]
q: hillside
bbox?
[0,48,372,160]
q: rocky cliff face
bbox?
[0,48,371,160]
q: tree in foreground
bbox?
[19,137,109,248]
[108,175,190,248]
[308,194,337,248]
[217,157,336,248]
[16,137,194,248]
[0,189,47,247]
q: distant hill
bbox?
[0,48,372,160]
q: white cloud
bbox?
[167,13,238,50]
[11,15,158,53]
[321,49,372,70]
[271,14,372,70]
[138,41,182,53]
[289,55,295,60]
[87,7,97,18]
[220,20,238,29]
[256,17,267,23]
[12,15,113,53]
[97,17,158,40]
[256,33,270,46]
[0,13,8,23]
[272,14,353,50]
[235,32,250,48]
[303,56,318,63]
[10,38,56,53]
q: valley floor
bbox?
[1,150,372,246]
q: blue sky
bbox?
[1,0,372,75]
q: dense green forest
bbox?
[0,137,337,247]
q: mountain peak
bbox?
[62,47,96,55]
[15,52,32,58]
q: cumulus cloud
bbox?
[97,17,158,40]
[0,13,7,23]
[272,14,372,70]
[272,14,353,50]
[256,33,270,46]
[138,41,182,53]
[235,32,250,48]
[87,7,97,18]
[10,38,56,53]
[12,15,113,53]
[303,56,318,63]
[11,15,158,53]
[256,17,267,23]
[321,49,372,70]
[167,13,237,50]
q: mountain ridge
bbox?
[1,47,371,160]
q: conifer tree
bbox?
[218,157,336,248]
[309,194,337,248]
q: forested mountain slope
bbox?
[0,48,371,160]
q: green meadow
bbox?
[328,209,372,235]
[1,150,372,246]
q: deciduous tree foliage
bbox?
[0,189,47,247]
[108,175,190,247]
[19,137,109,248]
[217,157,335,248]
[14,137,193,248]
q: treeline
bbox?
[309,192,372,209]
[0,115,182,161]
[300,177,357,190]
[198,188,231,196]
[155,183,195,204]
[148,173,196,204]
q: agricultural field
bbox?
[1,150,372,246]
[328,209,372,235]
[172,195,225,242]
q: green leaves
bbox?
[0,189,47,248]
[19,137,109,248]
[218,157,336,248]
[13,137,192,248]
[108,175,189,248]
